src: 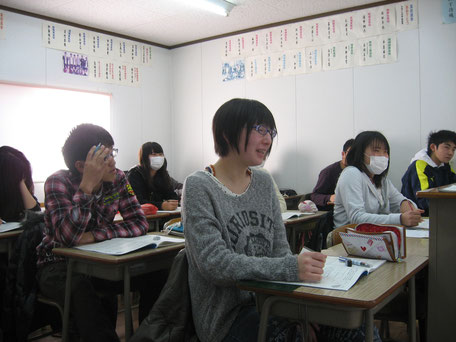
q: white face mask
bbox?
[149,156,164,170]
[365,155,389,175]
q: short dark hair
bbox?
[62,123,114,174]
[346,131,390,188]
[427,130,456,155]
[343,139,355,152]
[0,146,35,221]
[212,98,276,157]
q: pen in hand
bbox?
[339,257,371,268]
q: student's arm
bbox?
[337,168,402,225]
[19,179,39,210]
[183,174,300,286]
[90,172,148,241]
[310,168,333,208]
[44,173,97,247]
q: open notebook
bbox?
[75,235,184,255]
[263,255,385,291]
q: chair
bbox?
[303,210,333,251]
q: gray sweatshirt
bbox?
[182,168,299,342]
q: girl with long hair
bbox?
[127,142,181,211]
[0,146,40,222]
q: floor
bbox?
[31,311,414,342]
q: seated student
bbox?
[401,130,456,216]
[0,146,41,222]
[127,142,182,211]
[310,139,354,211]
[333,131,423,228]
[184,98,392,342]
[36,124,166,342]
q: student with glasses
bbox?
[36,123,166,342]
[182,98,326,342]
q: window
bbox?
[0,83,111,182]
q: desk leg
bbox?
[365,309,374,342]
[290,227,297,254]
[124,266,132,341]
[257,297,274,342]
[408,276,416,342]
[62,259,74,342]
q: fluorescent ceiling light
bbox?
[189,0,235,17]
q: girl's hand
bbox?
[297,252,327,282]
[400,210,423,227]
[162,200,178,211]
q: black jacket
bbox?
[130,249,199,342]
[1,212,55,341]
[127,165,180,209]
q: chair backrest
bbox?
[304,210,334,252]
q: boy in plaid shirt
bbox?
[36,123,165,342]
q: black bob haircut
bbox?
[212,98,276,157]
[62,123,114,174]
[427,130,456,155]
[346,131,390,188]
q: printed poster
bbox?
[323,41,355,71]
[62,52,89,76]
[222,60,245,82]
[396,0,418,30]
[305,47,322,72]
[442,0,456,23]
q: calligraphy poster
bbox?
[442,0,456,23]
[283,50,306,76]
[323,41,355,71]
[396,0,418,30]
[245,32,261,56]
[0,11,5,40]
[305,47,322,72]
[246,56,260,80]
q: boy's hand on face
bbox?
[79,145,111,194]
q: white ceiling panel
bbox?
[0,0,386,47]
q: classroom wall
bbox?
[0,0,455,202]
[170,0,456,195]
[0,11,172,202]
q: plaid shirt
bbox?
[37,169,148,266]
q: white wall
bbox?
[170,0,456,194]
[0,11,172,201]
[1,0,455,202]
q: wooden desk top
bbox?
[283,211,326,225]
[114,210,181,223]
[238,238,428,309]
[417,183,456,199]
[53,233,184,265]
[0,229,23,240]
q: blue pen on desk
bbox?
[339,257,371,268]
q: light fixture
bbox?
[189,0,236,17]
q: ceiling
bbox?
[0,0,386,48]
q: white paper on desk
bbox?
[75,235,184,255]
[409,218,429,230]
[264,256,386,291]
[157,207,182,213]
[439,184,456,192]
[281,211,313,220]
[0,222,21,233]
[406,230,429,238]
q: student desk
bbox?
[238,238,428,342]
[417,184,456,341]
[114,210,181,231]
[53,234,185,342]
[283,211,327,254]
[0,229,23,260]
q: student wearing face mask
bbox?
[127,142,181,211]
[333,131,423,228]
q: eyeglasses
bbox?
[105,148,118,160]
[253,124,277,138]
